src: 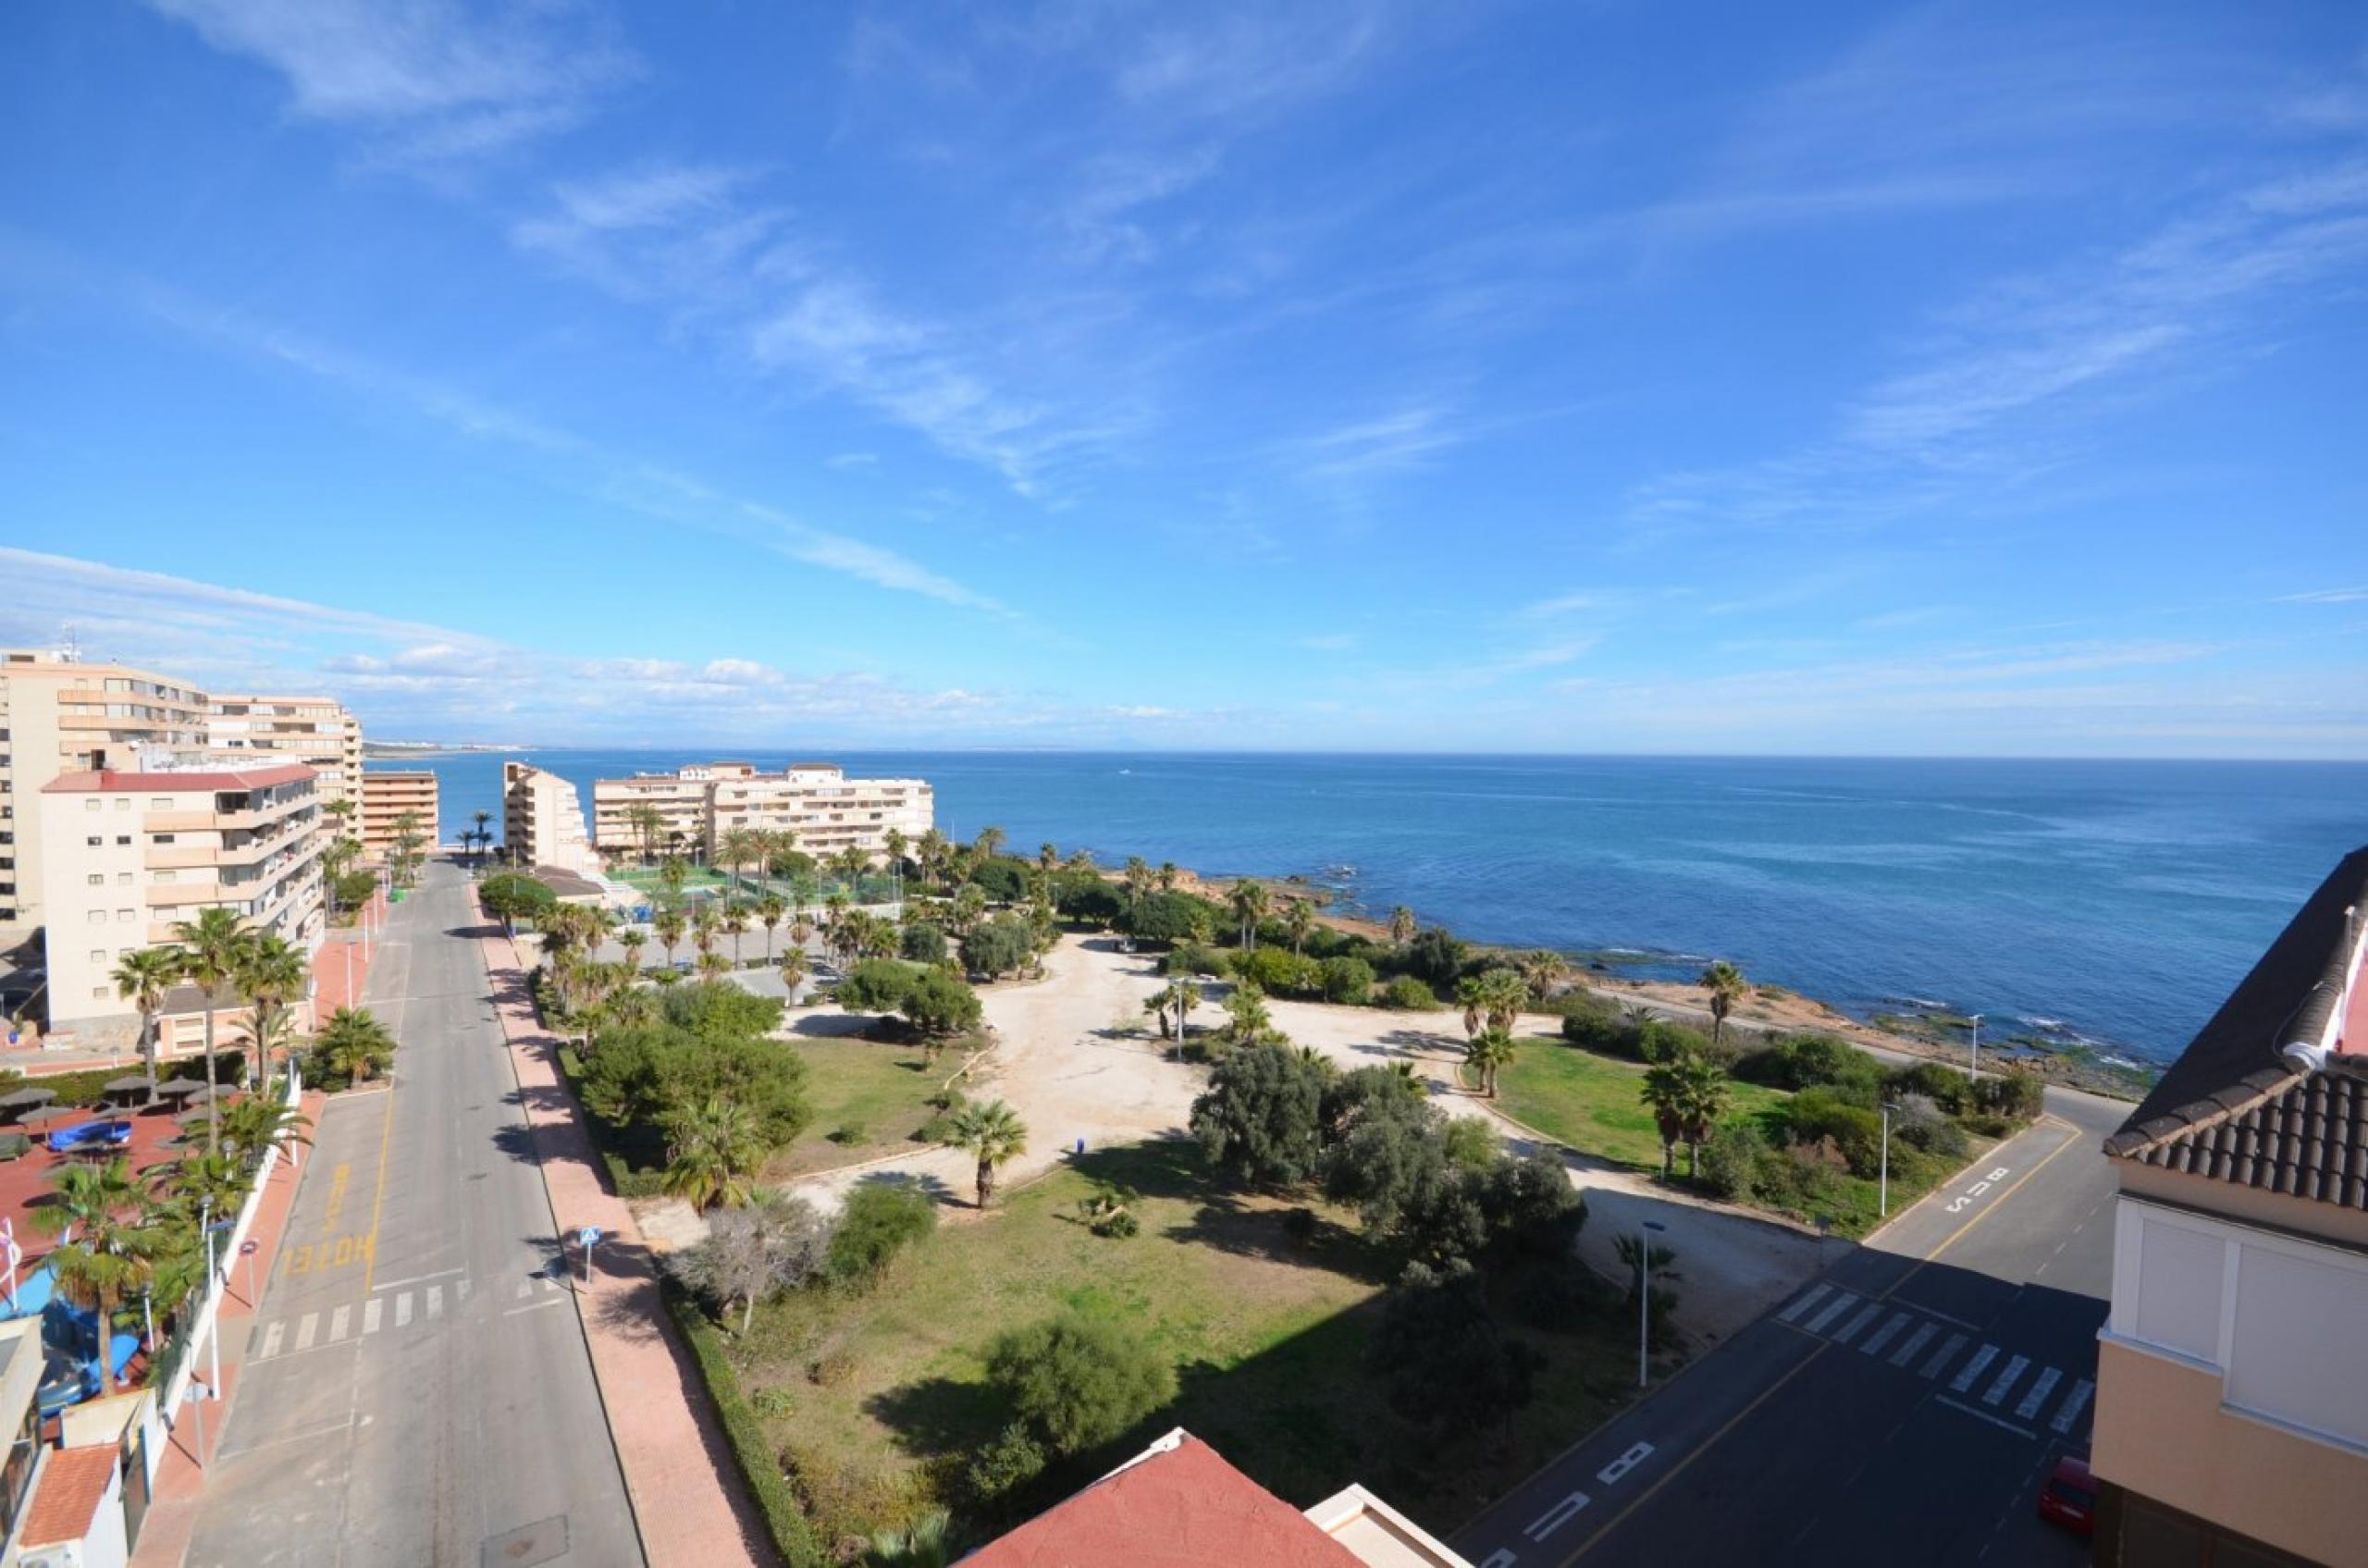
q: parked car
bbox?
[2037,1454,2096,1537]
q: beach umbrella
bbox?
[179,1083,233,1105]
[103,1075,154,1099]
[19,1104,88,1126]
[154,1078,207,1100]
[0,1087,56,1112]
[175,1106,216,1128]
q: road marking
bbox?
[1805,1292,1858,1334]
[322,1163,352,1227]
[1983,1354,2029,1406]
[1935,1394,2037,1439]
[362,1061,399,1293]
[1595,1443,1653,1486]
[1920,1332,1968,1380]
[2016,1367,2063,1422]
[394,1292,413,1327]
[1923,1129,2082,1266]
[2051,1378,2095,1433]
[1481,1553,1518,1568]
[363,1298,382,1335]
[504,1296,566,1317]
[426,1284,443,1319]
[1951,1344,2000,1393]
[516,1280,533,1300]
[1832,1303,1882,1345]
[373,1267,463,1294]
[1888,1299,1981,1332]
[1889,1321,1939,1368]
[1777,1283,1832,1324]
[1859,1311,1912,1356]
[328,1305,351,1343]
[1524,1491,1591,1540]
[259,1321,284,1360]
[294,1313,318,1352]
[543,1277,564,1294]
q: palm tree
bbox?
[316,1006,397,1085]
[660,1095,762,1212]
[757,895,786,962]
[696,950,732,982]
[218,1093,313,1167]
[653,907,686,969]
[1123,857,1151,916]
[1228,880,1269,950]
[1466,1025,1519,1098]
[1156,860,1178,892]
[154,1148,247,1219]
[779,948,808,999]
[236,934,309,1086]
[882,826,907,874]
[690,907,719,959]
[1142,980,1200,1041]
[1518,949,1568,999]
[973,825,1007,861]
[719,827,762,897]
[1699,961,1747,1045]
[173,907,254,1151]
[789,914,814,952]
[865,1510,953,1568]
[619,928,647,972]
[1388,906,1417,945]
[1283,897,1316,957]
[33,1158,158,1393]
[113,946,182,1094]
[1638,1049,1727,1179]
[472,809,494,867]
[944,1098,1027,1209]
[1222,982,1275,1047]
[721,904,750,968]
[628,803,665,867]
[1039,843,1060,875]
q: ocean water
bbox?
[388,750,2367,1066]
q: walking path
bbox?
[481,932,777,1568]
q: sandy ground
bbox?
[639,935,1826,1342]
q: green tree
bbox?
[1227,880,1269,950]
[1282,897,1316,956]
[32,1157,160,1393]
[653,907,686,968]
[986,1310,1177,1456]
[1405,926,1467,985]
[1699,960,1748,1045]
[112,945,182,1094]
[1368,1260,1539,1444]
[1465,1025,1519,1098]
[1388,906,1417,945]
[899,969,981,1040]
[943,1098,1028,1208]
[480,870,556,936]
[660,1093,765,1213]
[236,934,310,1085]
[1319,955,1375,1004]
[173,907,255,1151]
[838,957,918,1014]
[1190,1040,1328,1189]
[959,914,1034,980]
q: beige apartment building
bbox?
[502,761,601,880]
[360,770,441,861]
[591,759,932,866]
[2090,844,2368,1567]
[208,694,364,812]
[1,648,211,953]
[36,760,326,1040]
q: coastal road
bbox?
[1456,1087,2124,1568]
[181,859,644,1568]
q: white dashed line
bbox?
[363,1298,383,1335]
[328,1305,351,1343]
[1890,1321,1939,1368]
[1920,1332,1968,1380]
[294,1313,319,1352]
[1778,1284,1832,1324]
[1832,1303,1883,1345]
[1982,1354,2030,1407]
[1951,1344,2000,1394]
[1806,1292,1859,1334]
[2051,1378,2095,1433]
[1859,1311,1912,1356]
[2016,1367,2063,1422]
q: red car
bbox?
[2038,1455,2096,1537]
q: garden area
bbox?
[771,1037,948,1177]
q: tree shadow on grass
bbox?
[862,1374,1007,1460]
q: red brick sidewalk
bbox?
[130,1088,329,1568]
[310,887,388,1014]
[480,932,777,1568]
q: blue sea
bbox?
[387,750,2366,1068]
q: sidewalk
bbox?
[129,1087,328,1568]
[479,932,777,1568]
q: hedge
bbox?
[660,1279,826,1567]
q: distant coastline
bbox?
[364,740,527,757]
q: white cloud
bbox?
[2277,586,2368,605]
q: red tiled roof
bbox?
[962,1432,1364,1568]
[43,762,314,794]
[18,1444,118,1548]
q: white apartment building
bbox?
[36,760,326,1039]
[502,761,602,880]
[208,695,364,813]
[589,760,933,866]
[1,648,211,951]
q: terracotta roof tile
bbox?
[18,1444,118,1549]
[43,763,314,794]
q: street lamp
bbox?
[1968,1012,1983,1079]
[1880,1101,1903,1217]
[1638,1219,1668,1389]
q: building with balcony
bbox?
[502,761,600,881]
[359,771,440,863]
[2089,845,2368,1567]
[590,759,932,867]
[34,762,325,1039]
[207,695,363,813]
[0,649,210,954]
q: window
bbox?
[87,872,104,886]
[87,835,102,847]
[117,908,135,921]
[116,798,130,811]
[92,986,108,1000]
[85,798,100,813]
[151,797,172,809]
[88,910,105,925]
[116,835,130,846]
[154,870,175,883]
[153,833,175,845]
[117,871,133,885]
[88,949,105,964]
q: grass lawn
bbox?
[771,1037,946,1177]
[1489,1037,1791,1170]
[724,1138,1638,1545]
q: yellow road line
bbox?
[361,1081,397,1292]
[1560,1340,1833,1563]
[1920,1123,2082,1267]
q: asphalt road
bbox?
[182,859,644,1568]
[1456,1086,2125,1568]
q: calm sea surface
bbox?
[386,750,2367,1066]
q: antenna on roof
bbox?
[57,623,81,663]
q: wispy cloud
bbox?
[2277,586,2368,605]
[1300,632,1359,652]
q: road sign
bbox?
[577,1226,601,1248]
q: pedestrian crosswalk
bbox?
[1774,1282,2096,1438]
[247,1273,568,1364]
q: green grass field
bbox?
[771,1037,946,1177]
[726,1138,1636,1545]
[1489,1037,1791,1170]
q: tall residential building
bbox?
[0,648,210,951]
[208,694,364,812]
[2089,845,2368,1567]
[590,759,932,865]
[36,760,326,1041]
[360,771,441,862]
[502,761,601,880]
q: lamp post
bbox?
[1968,1012,1983,1079]
[1880,1101,1903,1217]
[1638,1219,1668,1389]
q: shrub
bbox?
[1786,1088,1885,1178]
[1696,1119,1768,1202]
[1380,976,1439,1010]
[898,923,948,965]
[1900,1117,1970,1161]
[657,1282,827,1566]
[961,915,1036,980]
[1442,1116,1500,1172]
[1403,927,1467,985]
[1235,945,1322,996]
[1975,1068,2046,1125]
[1190,1041,1328,1189]
[828,1178,937,1286]
[750,1386,796,1419]
[1319,955,1376,1004]
[1124,891,1219,947]
[837,957,918,1015]
[1560,1008,1630,1054]
[1368,1260,1539,1441]
[1162,943,1227,978]
[1887,1059,1975,1115]
[900,969,982,1037]
[829,1122,868,1145]
[966,1422,1047,1502]
[1740,1033,1881,1100]
[986,1311,1178,1456]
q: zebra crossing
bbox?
[1773,1281,2095,1438]
[248,1273,575,1364]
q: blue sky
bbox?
[3,1,2364,755]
